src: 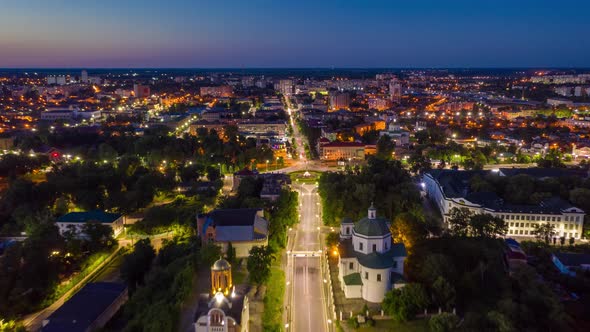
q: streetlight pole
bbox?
[266,160,269,172]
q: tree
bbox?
[419,254,456,285]
[432,276,456,310]
[569,188,590,215]
[247,245,274,284]
[390,212,426,253]
[376,135,395,159]
[468,214,507,238]
[98,143,118,161]
[504,175,535,204]
[532,223,556,244]
[206,165,221,182]
[429,313,460,332]
[325,232,340,248]
[81,221,115,251]
[226,242,236,264]
[382,283,429,322]
[447,207,473,236]
[121,239,156,292]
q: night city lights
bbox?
[0,1,590,332]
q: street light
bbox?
[266,160,269,172]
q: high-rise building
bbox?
[389,79,402,103]
[81,70,88,83]
[46,76,57,85]
[56,75,67,86]
[278,79,294,96]
[133,84,151,98]
[329,91,351,111]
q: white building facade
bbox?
[337,206,407,303]
[423,170,586,239]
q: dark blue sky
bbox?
[1,0,589,68]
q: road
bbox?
[285,183,330,332]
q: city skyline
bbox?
[1,0,590,68]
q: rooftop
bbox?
[554,252,590,267]
[42,282,127,332]
[338,239,406,269]
[208,208,262,227]
[56,210,122,224]
[354,217,390,237]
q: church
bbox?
[337,204,407,303]
[194,258,249,332]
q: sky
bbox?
[0,0,589,68]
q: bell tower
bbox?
[368,202,377,219]
[211,258,233,295]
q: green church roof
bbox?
[354,217,390,237]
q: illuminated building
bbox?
[194,259,249,332]
[133,84,151,98]
[329,91,350,111]
[337,205,407,303]
[200,86,233,97]
[389,79,402,103]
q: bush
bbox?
[429,313,460,332]
[347,317,359,329]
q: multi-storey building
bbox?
[329,91,350,111]
[318,139,365,161]
[423,169,586,239]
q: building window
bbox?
[359,242,364,251]
[372,244,377,252]
[365,272,368,280]
[346,227,350,235]
[377,274,382,282]
[393,260,398,269]
[349,262,354,270]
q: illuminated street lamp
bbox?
[266,160,269,172]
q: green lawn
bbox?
[262,261,286,331]
[290,170,322,184]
